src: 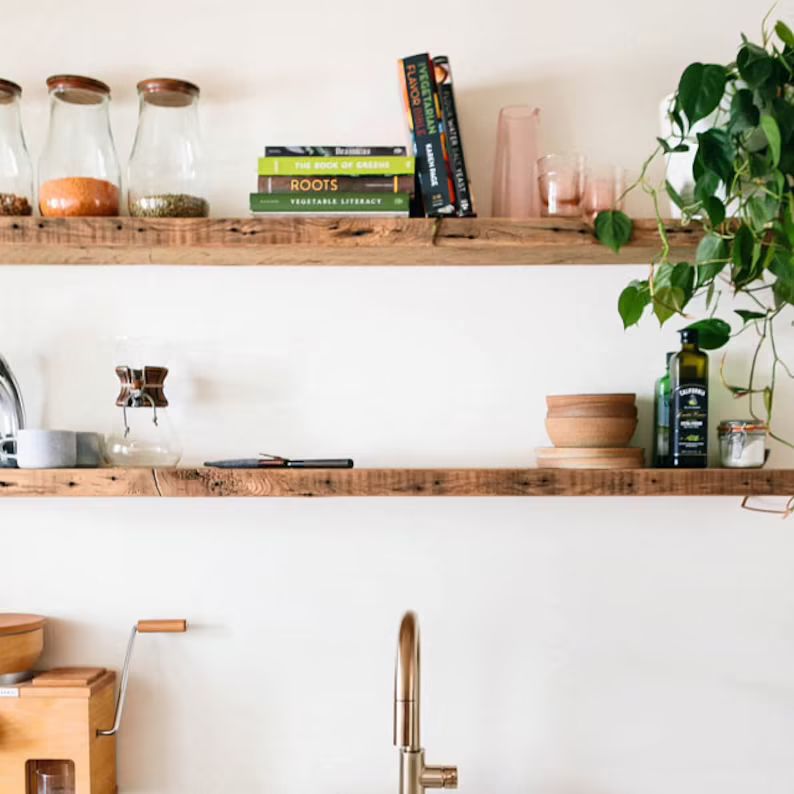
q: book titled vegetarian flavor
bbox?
[257,156,415,176]
[398,53,456,217]
[265,146,408,157]
[250,192,410,216]
[433,56,475,216]
[257,175,415,194]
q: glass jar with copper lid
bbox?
[0,79,33,216]
[127,78,208,217]
[38,75,120,216]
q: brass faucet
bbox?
[393,611,458,794]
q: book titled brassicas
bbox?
[250,192,410,215]
[257,156,415,176]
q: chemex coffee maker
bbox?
[0,613,187,793]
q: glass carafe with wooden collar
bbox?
[105,366,181,467]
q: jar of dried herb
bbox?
[38,75,121,216]
[0,79,33,216]
[128,78,209,218]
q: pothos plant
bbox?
[595,14,794,448]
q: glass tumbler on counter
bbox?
[34,760,75,794]
[0,79,33,216]
[128,78,208,218]
[583,165,625,223]
[537,153,585,217]
[492,106,541,217]
[38,75,121,217]
[105,365,182,467]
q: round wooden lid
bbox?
[0,613,46,635]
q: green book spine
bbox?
[249,192,410,213]
[257,156,415,176]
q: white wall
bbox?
[3,2,794,792]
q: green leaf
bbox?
[763,387,773,419]
[665,180,686,210]
[728,89,760,134]
[677,63,728,127]
[703,195,726,226]
[761,114,782,166]
[684,318,732,349]
[732,225,758,284]
[737,43,775,88]
[735,309,766,324]
[595,210,633,253]
[695,233,728,286]
[770,251,794,305]
[696,129,733,183]
[694,170,720,203]
[747,195,777,230]
[618,280,650,329]
[775,20,794,48]
[653,286,686,325]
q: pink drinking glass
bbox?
[583,165,625,223]
[537,154,585,217]
[492,106,541,217]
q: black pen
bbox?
[204,455,354,469]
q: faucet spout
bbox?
[393,611,457,794]
[394,610,420,751]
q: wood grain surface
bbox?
[0,217,698,266]
[0,467,790,497]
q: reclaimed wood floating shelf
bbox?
[0,467,790,498]
[0,217,699,266]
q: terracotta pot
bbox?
[0,614,46,676]
[536,446,645,469]
[546,403,637,418]
[545,415,637,448]
[546,393,636,410]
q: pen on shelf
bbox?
[203,455,354,469]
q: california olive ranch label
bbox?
[672,384,707,459]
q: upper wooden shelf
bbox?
[0,467,789,498]
[0,217,698,266]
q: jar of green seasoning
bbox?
[127,78,209,218]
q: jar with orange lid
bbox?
[38,74,121,217]
[127,78,208,217]
[0,79,33,216]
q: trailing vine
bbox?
[596,14,794,448]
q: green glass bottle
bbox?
[653,352,674,467]
[670,328,709,468]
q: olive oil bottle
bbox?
[653,352,674,467]
[670,328,709,468]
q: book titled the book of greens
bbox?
[257,156,415,176]
[249,192,410,214]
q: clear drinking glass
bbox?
[128,78,208,217]
[35,760,75,794]
[492,106,541,217]
[0,79,33,215]
[38,75,121,217]
[583,165,625,223]
[537,153,585,217]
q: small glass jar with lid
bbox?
[38,75,121,217]
[0,79,33,216]
[127,78,208,218]
[718,419,768,468]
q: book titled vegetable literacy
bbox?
[249,192,410,214]
[257,156,415,176]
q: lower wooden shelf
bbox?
[0,467,791,498]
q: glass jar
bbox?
[718,420,767,468]
[38,75,120,217]
[0,79,33,215]
[105,365,182,467]
[128,78,208,217]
